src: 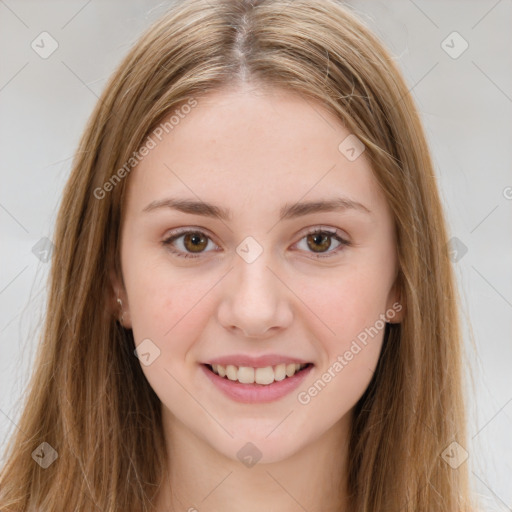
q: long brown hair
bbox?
[0,0,477,510]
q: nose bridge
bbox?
[235,244,280,306]
[233,233,277,295]
[217,243,292,337]
[236,250,275,299]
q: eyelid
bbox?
[163,226,217,242]
[297,225,350,242]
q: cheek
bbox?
[295,273,387,421]
[122,239,190,331]
[124,265,218,409]
[127,271,204,345]
[124,255,222,368]
[296,268,390,344]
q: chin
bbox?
[205,422,314,466]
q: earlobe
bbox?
[386,279,405,324]
[109,267,132,329]
[386,300,404,324]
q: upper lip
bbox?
[204,354,312,368]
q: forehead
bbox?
[124,86,386,218]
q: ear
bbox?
[109,266,132,329]
[385,275,405,324]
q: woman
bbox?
[0,0,477,510]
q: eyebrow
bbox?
[142,196,371,221]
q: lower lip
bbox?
[200,364,314,403]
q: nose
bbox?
[216,251,293,339]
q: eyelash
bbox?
[162,227,351,260]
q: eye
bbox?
[162,226,350,260]
[293,227,350,258]
[162,229,218,259]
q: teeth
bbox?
[286,363,297,377]
[238,366,255,384]
[255,366,274,385]
[209,362,309,385]
[226,365,238,381]
[274,363,286,381]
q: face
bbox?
[112,84,402,464]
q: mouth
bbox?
[201,361,315,403]
[203,362,314,386]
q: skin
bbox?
[111,83,403,512]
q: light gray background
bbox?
[1,1,511,510]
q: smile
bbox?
[206,362,311,385]
[201,363,314,403]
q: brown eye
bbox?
[294,228,350,259]
[162,229,217,259]
[182,232,209,252]
[306,233,332,253]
